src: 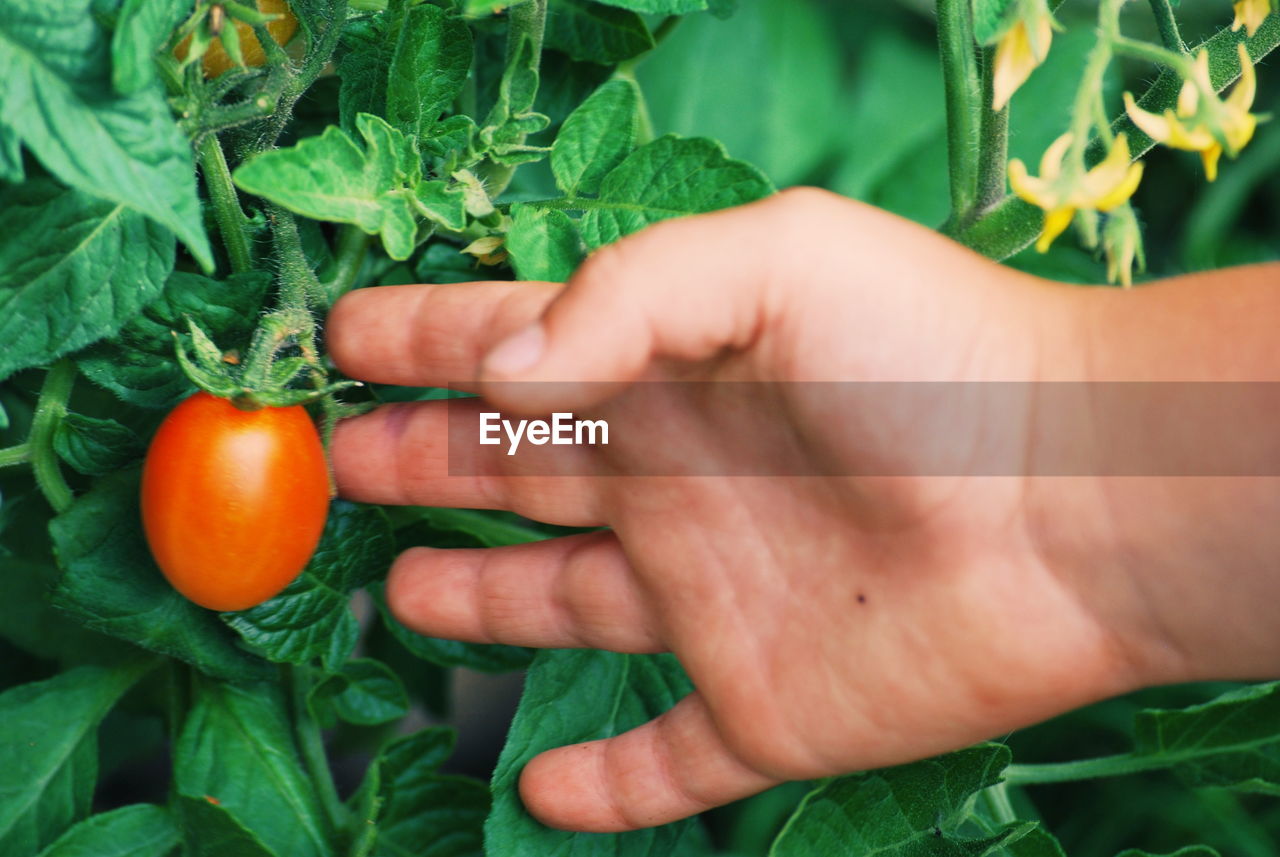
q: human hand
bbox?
[326,189,1209,832]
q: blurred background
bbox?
[625,0,1280,282]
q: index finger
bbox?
[325,280,561,390]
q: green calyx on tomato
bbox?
[175,315,358,410]
[142,391,331,611]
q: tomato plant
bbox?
[1,1,1279,856]
[141,392,330,611]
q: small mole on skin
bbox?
[856,593,867,604]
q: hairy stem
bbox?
[0,443,30,469]
[937,0,982,228]
[1004,753,1173,785]
[1147,0,1187,54]
[975,45,1009,215]
[249,0,351,153]
[29,360,76,514]
[197,133,254,274]
[320,225,371,304]
[288,666,345,836]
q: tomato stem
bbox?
[198,132,254,275]
[1147,0,1187,54]
[1003,752,1174,785]
[0,443,30,469]
[937,0,982,230]
[288,665,346,835]
[28,360,76,514]
[319,225,371,305]
[978,781,1018,825]
[974,45,1009,218]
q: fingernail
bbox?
[483,323,545,376]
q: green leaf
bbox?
[826,26,945,207]
[387,3,473,136]
[485,649,701,856]
[224,501,394,672]
[507,203,583,282]
[1134,682,1280,795]
[313,658,410,726]
[1000,825,1067,857]
[972,0,1021,46]
[768,745,1020,857]
[76,270,270,408]
[414,241,488,284]
[480,34,550,162]
[111,0,188,94]
[173,796,276,857]
[53,413,144,476]
[1115,849,1221,857]
[356,728,488,857]
[0,0,211,266]
[0,180,173,383]
[577,134,773,249]
[48,470,273,683]
[0,123,23,181]
[636,0,840,186]
[413,181,468,231]
[34,804,179,857]
[371,582,535,673]
[593,0,706,13]
[233,113,421,260]
[545,0,654,65]
[174,679,329,857]
[551,77,640,196]
[0,559,136,669]
[0,665,147,855]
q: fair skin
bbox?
[326,188,1280,833]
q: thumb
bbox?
[478,189,821,412]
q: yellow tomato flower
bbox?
[1123,44,1258,181]
[1008,133,1145,252]
[992,5,1055,110]
[1232,0,1273,36]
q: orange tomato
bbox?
[141,392,330,611]
[177,0,300,78]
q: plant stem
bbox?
[28,360,76,514]
[508,0,547,65]
[0,443,30,468]
[975,45,1009,215]
[980,782,1018,824]
[249,0,351,153]
[320,225,371,304]
[479,0,548,198]
[1147,0,1187,54]
[1111,34,1193,74]
[1004,753,1173,785]
[197,133,254,274]
[937,0,983,229]
[288,665,345,835]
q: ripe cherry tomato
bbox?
[141,392,330,611]
[177,0,300,79]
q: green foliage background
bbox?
[1,1,1279,857]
